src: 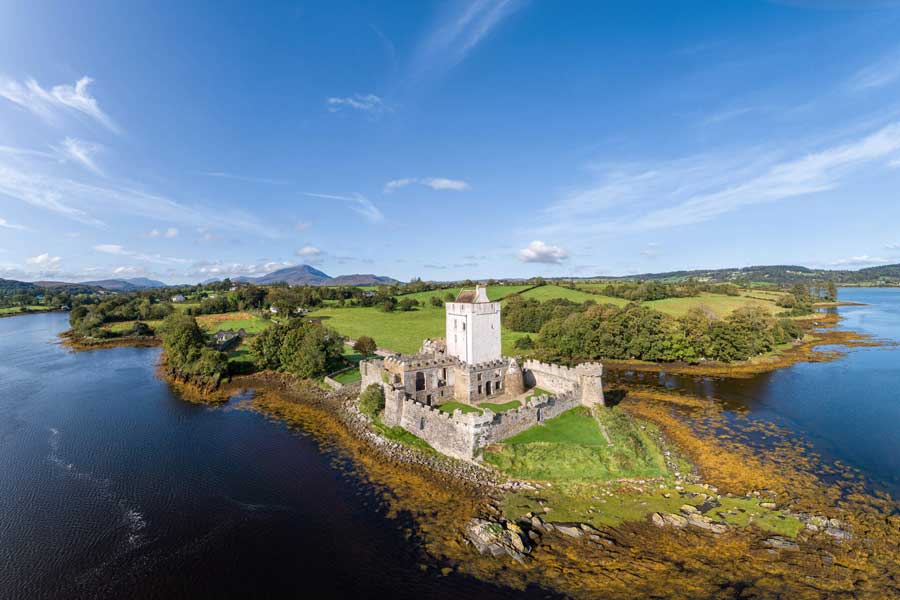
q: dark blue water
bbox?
[0,313,548,600]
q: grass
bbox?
[102,319,165,333]
[371,417,435,453]
[478,399,521,413]
[524,386,552,401]
[0,305,53,315]
[484,407,669,481]
[437,401,483,415]
[196,312,271,334]
[643,292,780,318]
[518,285,603,303]
[332,368,361,385]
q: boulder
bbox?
[651,512,666,528]
[680,504,699,515]
[465,519,531,563]
[555,524,584,538]
[662,513,688,528]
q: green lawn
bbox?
[523,387,552,402]
[643,292,779,318]
[172,302,201,313]
[437,401,483,415]
[484,407,669,481]
[102,319,165,333]
[395,284,533,305]
[332,368,361,385]
[478,399,521,413]
[196,312,270,334]
[518,285,603,303]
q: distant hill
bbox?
[78,278,168,291]
[234,264,400,287]
[597,264,900,286]
[0,278,39,293]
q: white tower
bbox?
[445,285,501,365]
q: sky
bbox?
[1,0,900,284]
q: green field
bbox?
[642,292,780,317]
[195,312,270,334]
[396,284,533,305]
[519,285,607,303]
[438,401,483,415]
[0,305,52,315]
[102,319,165,333]
[484,407,668,481]
[332,368,361,385]
[478,399,521,413]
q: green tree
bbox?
[359,384,385,420]
[353,335,377,356]
[249,324,289,370]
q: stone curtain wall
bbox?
[477,392,580,446]
[522,359,580,395]
[395,400,491,460]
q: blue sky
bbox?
[1,0,900,284]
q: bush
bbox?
[359,384,385,420]
[353,335,377,356]
[514,335,534,350]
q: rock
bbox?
[662,513,688,528]
[686,513,728,534]
[651,512,666,528]
[465,518,531,563]
[555,524,584,538]
[825,526,852,541]
[763,537,799,551]
[760,502,777,509]
[680,504,699,515]
[530,516,545,531]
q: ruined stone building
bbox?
[360,286,604,460]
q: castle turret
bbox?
[575,362,605,407]
[445,285,501,365]
[504,358,525,396]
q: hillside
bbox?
[79,278,168,290]
[238,264,399,286]
[595,264,900,286]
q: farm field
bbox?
[642,292,780,317]
[0,305,52,315]
[195,312,270,334]
[519,285,606,303]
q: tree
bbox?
[353,336,377,356]
[160,314,205,369]
[826,281,838,302]
[430,295,443,308]
[249,325,289,370]
[398,298,419,311]
[381,298,397,312]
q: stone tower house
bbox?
[445,286,501,365]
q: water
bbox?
[0,313,548,599]
[609,287,900,497]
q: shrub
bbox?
[359,384,385,420]
[353,335,377,356]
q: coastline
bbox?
[53,309,900,597]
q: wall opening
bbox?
[415,371,425,391]
[485,381,492,396]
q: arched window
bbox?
[415,371,426,391]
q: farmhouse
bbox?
[360,286,604,459]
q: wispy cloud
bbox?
[53,137,104,175]
[538,120,900,237]
[188,260,293,279]
[296,245,321,258]
[304,192,384,223]
[201,171,292,185]
[0,146,276,236]
[849,46,900,92]
[0,217,28,231]
[888,157,900,168]
[518,240,569,264]
[0,76,119,132]
[326,94,390,116]
[384,177,470,193]
[829,254,890,267]
[147,227,178,238]
[295,221,311,232]
[410,0,522,82]
[93,243,187,265]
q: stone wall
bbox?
[476,392,580,446]
[523,359,604,407]
[394,398,492,460]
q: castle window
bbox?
[461,322,466,331]
[415,371,426,391]
[419,417,426,430]
[478,384,482,394]
[426,394,432,405]
[477,373,482,381]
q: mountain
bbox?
[330,274,400,286]
[79,278,168,291]
[0,278,39,293]
[233,265,400,286]
[253,265,332,285]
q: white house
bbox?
[171,294,186,303]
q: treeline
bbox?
[248,319,345,378]
[68,296,174,338]
[594,281,741,302]
[503,297,592,332]
[509,300,804,364]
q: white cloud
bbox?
[539,120,900,238]
[25,253,61,269]
[829,255,890,267]
[295,221,311,232]
[303,192,384,223]
[640,243,661,258]
[385,177,470,193]
[518,240,569,264]
[886,242,900,250]
[296,245,321,258]
[146,227,178,239]
[326,94,389,116]
[849,47,900,92]
[188,260,293,279]
[164,227,178,238]
[53,137,103,175]
[0,76,119,132]
[888,157,900,168]
[93,243,186,265]
[0,217,27,231]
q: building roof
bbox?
[455,286,491,303]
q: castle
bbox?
[360,286,605,460]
